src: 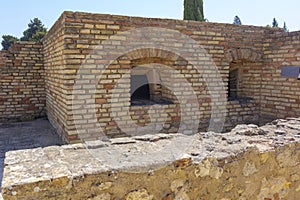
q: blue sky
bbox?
[0,0,299,38]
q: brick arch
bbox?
[226,48,262,100]
[225,48,262,63]
[94,48,194,136]
[125,48,180,63]
[119,48,191,104]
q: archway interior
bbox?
[131,75,151,101]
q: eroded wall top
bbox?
[2,118,300,199]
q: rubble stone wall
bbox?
[2,118,300,199]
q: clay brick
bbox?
[107,25,120,30]
[80,29,91,34]
[95,24,106,29]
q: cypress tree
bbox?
[233,16,242,25]
[283,22,289,32]
[184,0,205,21]
[272,18,279,28]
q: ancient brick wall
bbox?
[261,31,300,122]
[41,11,283,143]
[0,50,7,66]
[224,99,259,131]
[2,11,299,143]
[0,42,45,122]
[42,14,69,142]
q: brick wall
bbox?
[261,31,300,122]
[2,11,299,143]
[42,11,284,143]
[42,14,69,141]
[0,50,7,66]
[0,42,45,122]
[225,99,259,131]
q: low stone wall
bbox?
[2,118,300,199]
[0,42,45,122]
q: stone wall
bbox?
[42,11,285,143]
[2,118,300,199]
[0,42,45,122]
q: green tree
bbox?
[1,35,19,50]
[184,0,205,21]
[20,18,47,41]
[283,22,289,32]
[233,16,242,25]
[272,18,279,28]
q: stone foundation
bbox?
[2,118,300,199]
